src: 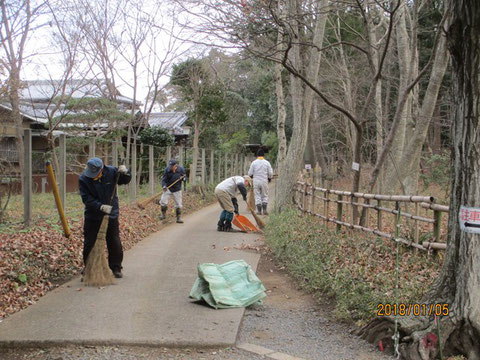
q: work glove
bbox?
[163,187,167,193]
[118,165,128,174]
[100,205,112,214]
[232,198,239,215]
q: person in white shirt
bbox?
[215,175,251,231]
[248,149,273,215]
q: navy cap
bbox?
[168,159,178,166]
[84,157,103,178]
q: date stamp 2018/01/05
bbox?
[377,303,449,317]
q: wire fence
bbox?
[0,127,254,227]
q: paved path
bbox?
[0,202,261,348]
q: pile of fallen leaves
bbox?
[0,190,215,320]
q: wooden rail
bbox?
[294,181,449,251]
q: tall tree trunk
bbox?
[368,13,385,193]
[274,1,287,174]
[428,1,480,354]
[9,69,25,186]
[275,0,328,210]
[361,2,480,357]
[385,32,449,194]
[274,61,287,172]
[311,101,331,181]
[386,2,414,189]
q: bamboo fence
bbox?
[293,181,449,251]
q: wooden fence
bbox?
[5,129,255,227]
[294,181,450,251]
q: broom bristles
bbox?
[83,216,115,287]
[247,188,265,230]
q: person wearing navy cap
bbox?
[159,159,186,223]
[78,157,131,278]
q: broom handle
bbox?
[108,171,121,206]
[137,175,185,208]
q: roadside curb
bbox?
[237,342,306,360]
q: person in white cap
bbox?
[79,157,131,278]
[248,148,273,215]
[214,175,251,231]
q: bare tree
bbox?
[381,1,450,194]
[0,0,44,185]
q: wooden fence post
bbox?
[433,210,442,243]
[217,151,221,182]
[24,129,32,227]
[224,154,228,178]
[210,149,214,184]
[414,203,419,244]
[58,133,66,208]
[324,189,329,224]
[201,148,206,185]
[149,145,155,196]
[350,194,355,227]
[130,143,137,203]
[311,185,316,215]
[302,183,307,214]
[336,194,343,232]
[377,200,383,231]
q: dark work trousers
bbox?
[83,216,123,272]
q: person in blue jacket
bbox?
[159,159,186,223]
[79,157,131,278]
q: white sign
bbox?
[459,206,480,234]
[305,164,312,170]
[352,162,360,171]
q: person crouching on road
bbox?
[248,148,273,215]
[215,175,251,232]
[159,159,186,223]
[79,157,131,279]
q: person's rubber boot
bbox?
[217,219,224,231]
[262,203,268,215]
[256,204,262,215]
[224,221,232,232]
[112,269,123,278]
[176,208,184,223]
[160,206,167,220]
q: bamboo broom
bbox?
[136,175,185,209]
[83,172,120,287]
[83,215,115,286]
[247,187,265,230]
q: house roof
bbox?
[0,102,47,123]
[0,79,143,132]
[19,79,141,106]
[148,112,190,136]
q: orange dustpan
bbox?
[233,214,259,232]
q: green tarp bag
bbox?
[189,260,266,309]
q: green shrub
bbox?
[264,207,441,324]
